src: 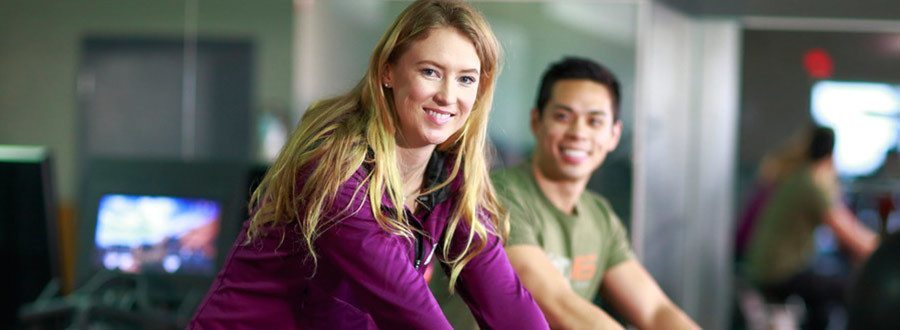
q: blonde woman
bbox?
[189,1,547,329]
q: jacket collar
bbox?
[370,150,453,212]
[417,150,451,210]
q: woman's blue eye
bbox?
[459,76,477,85]
[421,68,439,77]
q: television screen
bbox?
[93,194,221,276]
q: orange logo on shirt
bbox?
[570,255,597,281]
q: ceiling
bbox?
[659,0,900,21]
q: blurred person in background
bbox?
[744,125,879,330]
[735,129,811,261]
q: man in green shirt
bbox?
[744,126,878,329]
[431,57,697,329]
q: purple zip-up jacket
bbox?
[190,155,548,329]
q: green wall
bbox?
[0,0,293,202]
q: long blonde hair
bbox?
[248,0,504,291]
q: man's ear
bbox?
[609,120,623,151]
[530,108,541,135]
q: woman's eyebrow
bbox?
[416,60,479,75]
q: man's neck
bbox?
[530,162,588,216]
[809,159,835,177]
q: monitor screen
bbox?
[94,194,221,276]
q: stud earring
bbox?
[383,83,392,89]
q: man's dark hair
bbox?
[534,56,621,121]
[808,126,835,161]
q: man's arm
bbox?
[600,260,699,330]
[506,245,623,330]
[825,205,878,262]
[812,171,878,263]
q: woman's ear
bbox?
[382,65,393,89]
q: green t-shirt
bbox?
[745,166,834,284]
[430,162,634,329]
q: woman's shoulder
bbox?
[333,163,371,195]
[326,163,376,219]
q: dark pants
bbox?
[759,269,848,330]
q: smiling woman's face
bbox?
[384,27,481,149]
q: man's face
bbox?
[532,79,621,182]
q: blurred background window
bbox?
[811,80,900,178]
